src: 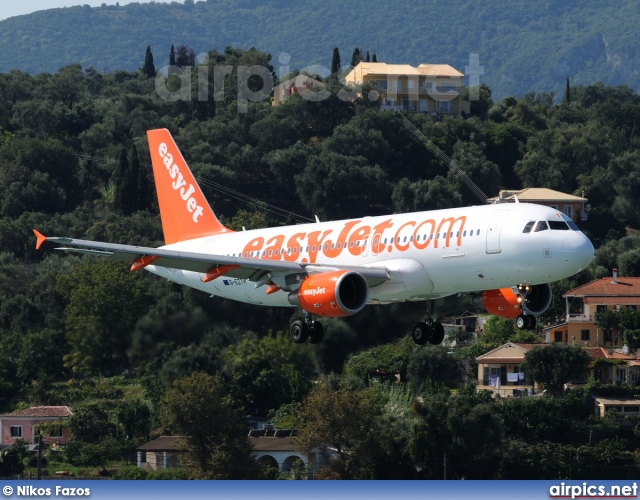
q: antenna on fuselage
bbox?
[396,112,490,205]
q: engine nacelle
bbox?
[288,270,369,317]
[481,283,552,319]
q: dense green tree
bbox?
[169,44,176,66]
[222,331,316,414]
[344,337,416,381]
[175,44,196,68]
[67,401,116,442]
[407,346,465,394]
[521,343,591,395]
[295,379,383,479]
[57,259,152,377]
[0,441,28,476]
[295,151,389,219]
[161,373,263,479]
[480,316,517,346]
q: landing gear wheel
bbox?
[412,322,432,345]
[525,315,536,330]
[516,314,527,330]
[308,322,324,344]
[429,322,445,345]
[290,320,309,344]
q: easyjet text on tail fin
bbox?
[147,129,232,244]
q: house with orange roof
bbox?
[0,406,73,446]
[475,341,640,395]
[544,270,640,348]
[343,62,470,115]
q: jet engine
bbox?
[481,283,553,319]
[288,270,369,317]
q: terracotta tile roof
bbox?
[564,277,640,297]
[137,436,184,452]
[1,406,73,418]
[584,347,608,359]
[584,297,640,305]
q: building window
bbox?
[374,79,388,90]
[10,426,22,438]
[581,329,590,341]
[550,205,558,210]
[564,205,573,219]
[627,305,638,311]
[554,331,563,342]
[49,427,63,438]
[597,305,607,313]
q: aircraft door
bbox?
[486,210,511,254]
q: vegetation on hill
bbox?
[0,1,640,97]
[2,44,640,477]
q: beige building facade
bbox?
[344,62,470,115]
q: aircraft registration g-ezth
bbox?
[34,129,594,345]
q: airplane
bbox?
[33,129,595,345]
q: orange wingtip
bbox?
[33,229,47,250]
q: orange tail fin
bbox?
[147,129,232,244]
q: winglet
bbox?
[147,129,233,244]
[33,229,47,250]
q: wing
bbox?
[33,230,390,285]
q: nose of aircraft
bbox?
[562,231,595,271]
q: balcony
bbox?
[567,313,594,322]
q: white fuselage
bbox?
[146,203,594,307]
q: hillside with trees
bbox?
[1,0,640,97]
[2,44,640,477]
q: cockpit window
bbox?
[523,221,535,233]
[562,215,579,230]
[548,220,569,230]
[533,221,549,232]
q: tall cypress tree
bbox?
[142,45,156,78]
[169,45,176,66]
[372,53,378,63]
[114,148,129,213]
[128,145,141,213]
[135,145,151,211]
[365,50,370,62]
[564,76,571,104]
[350,48,361,67]
[331,47,341,74]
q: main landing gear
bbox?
[411,320,445,345]
[515,313,536,331]
[290,313,324,344]
[411,301,445,345]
